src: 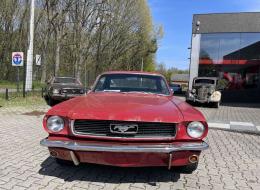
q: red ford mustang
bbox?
[40,71,208,173]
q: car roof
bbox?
[101,71,164,77]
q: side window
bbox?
[95,77,106,91]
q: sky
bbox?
[148,0,260,70]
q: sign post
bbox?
[35,54,41,80]
[12,52,24,92]
[35,54,41,66]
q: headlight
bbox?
[187,121,205,138]
[211,91,220,97]
[47,116,64,132]
[191,89,196,94]
[53,89,60,94]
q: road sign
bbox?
[12,52,24,66]
[35,54,41,66]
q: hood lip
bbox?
[89,91,172,97]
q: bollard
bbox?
[41,88,44,98]
[5,88,8,100]
[23,86,25,98]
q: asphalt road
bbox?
[0,105,259,190]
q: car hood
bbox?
[47,92,186,123]
[51,83,83,89]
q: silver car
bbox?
[186,77,221,108]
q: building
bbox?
[171,74,189,91]
[189,12,260,102]
[171,74,189,84]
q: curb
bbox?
[208,121,260,135]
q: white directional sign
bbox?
[12,52,24,66]
[35,54,41,66]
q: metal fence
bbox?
[0,88,44,101]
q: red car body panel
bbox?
[47,93,184,122]
[41,71,208,168]
[49,147,200,167]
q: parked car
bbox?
[186,77,221,108]
[169,84,182,94]
[43,77,85,106]
[40,71,209,173]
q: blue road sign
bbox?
[12,52,24,66]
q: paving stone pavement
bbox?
[176,96,260,133]
[0,105,260,190]
[197,104,260,126]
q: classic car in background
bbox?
[43,77,85,106]
[169,84,183,94]
[40,71,209,173]
[186,77,222,108]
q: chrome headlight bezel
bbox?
[53,88,60,94]
[47,116,64,132]
[191,89,196,94]
[187,121,205,138]
[62,89,68,93]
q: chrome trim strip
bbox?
[40,139,209,153]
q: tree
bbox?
[156,63,189,82]
[0,0,161,87]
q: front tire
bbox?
[175,162,198,174]
[213,102,220,108]
[55,158,73,166]
[48,97,56,106]
[186,100,192,105]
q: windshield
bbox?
[94,74,170,95]
[194,79,215,85]
[54,77,79,84]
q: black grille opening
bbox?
[62,89,82,94]
[73,120,176,138]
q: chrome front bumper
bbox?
[52,94,83,100]
[40,138,209,153]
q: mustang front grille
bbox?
[72,120,176,138]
